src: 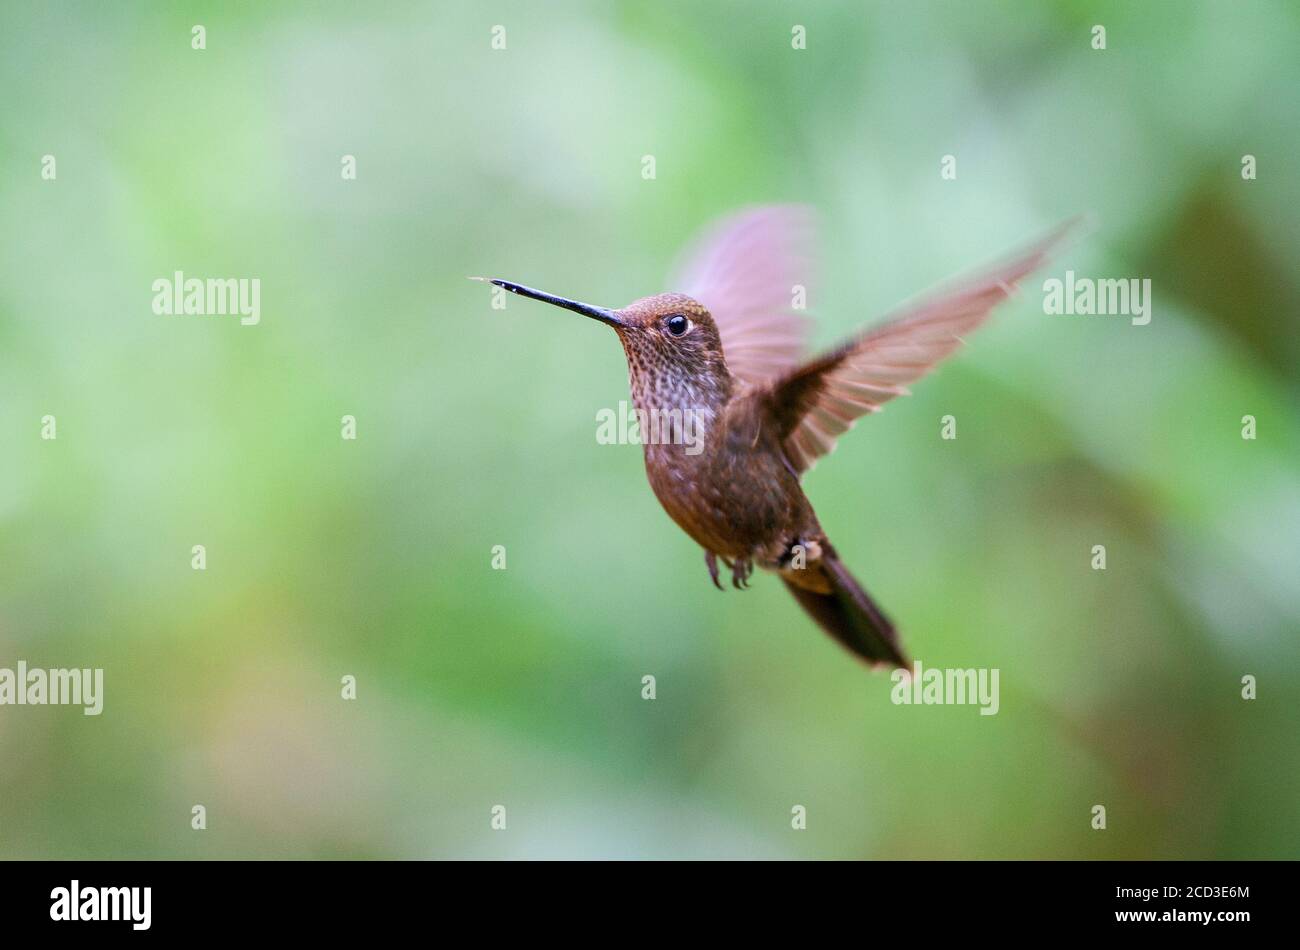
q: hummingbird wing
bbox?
[765,220,1077,473]
[670,205,815,386]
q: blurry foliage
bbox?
[0,1,1297,858]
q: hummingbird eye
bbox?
[665,314,690,337]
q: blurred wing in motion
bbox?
[768,218,1080,473]
[671,205,816,386]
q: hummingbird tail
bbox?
[782,555,910,669]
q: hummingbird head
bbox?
[612,292,728,386]
[477,280,733,413]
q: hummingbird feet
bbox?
[704,552,753,590]
[730,557,754,590]
[704,551,725,591]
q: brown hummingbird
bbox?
[477,207,1073,668]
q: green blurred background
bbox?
[1,1,1297,859]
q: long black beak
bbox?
[471,278,623,328]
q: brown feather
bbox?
[765,218,1081,472]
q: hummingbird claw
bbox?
[731,558,753,590]
[705,551,724,591]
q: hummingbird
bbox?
[477,207,1073,668]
